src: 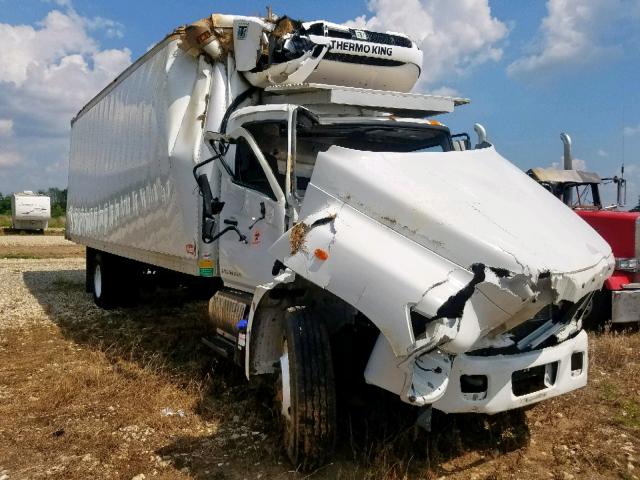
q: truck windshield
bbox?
[241,119,454,197]
[297,123,453,153]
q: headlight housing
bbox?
[615,257,639,272]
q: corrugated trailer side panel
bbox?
[67,40,207,275]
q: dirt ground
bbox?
[0,234,83,259]
[0,238,638,479]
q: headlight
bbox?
[615,257,639,272]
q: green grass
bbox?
[617,400,640,429]
[49,216,66,228]
[599,381,619,402]
[0,253,41,259]
[0,214,65,231]
[599,381,640,429]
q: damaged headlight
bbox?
[615,257,639,272]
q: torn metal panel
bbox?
[269,144,613,407]
[175,14,423,92]
[364,334,452,406]
[270,145,613,353]
[269,196,471,356]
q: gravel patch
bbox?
[0,235,76,247]
[0,258,84,330]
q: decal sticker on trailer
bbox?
[250,229,262,247]
[199,258,215,277]
[236,23,249,40]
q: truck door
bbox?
[216,127,287,291]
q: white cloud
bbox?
[0,152,21,167]
[427,86,461,97]
[346,0,508,87]
[83,16,125,39]
[0,119,13,137]
[572,158,587,171]
[508,0,631,78]
[597,149,608,157]
[47,0,125,38]
[624,124,640,136]
[552,157,587,170]
[0,3,131,192]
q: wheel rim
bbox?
[277,339,295,457]
[279,340,292,422]
[94,264,102,299]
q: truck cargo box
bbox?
[67,38,217,274]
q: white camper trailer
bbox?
[11,191,51,231]
[67,12,614,470]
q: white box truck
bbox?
[67,12,614,469]
[11,191,51,231]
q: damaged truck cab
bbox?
[67,12,614,470]
[203,85,613,462]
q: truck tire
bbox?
[583,289,611,330]
[276,307,336,471]
[91,252,119,309]
[85,248,95,293]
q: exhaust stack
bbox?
[474,123,488,148]
[560,133,573,205]
[560,132,572,170]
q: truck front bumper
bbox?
[612,289,640,324]
[432,330,588,414]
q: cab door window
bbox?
[232,137,276,201]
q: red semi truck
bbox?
[528,133,639,325]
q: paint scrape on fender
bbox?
[288,213,337,255]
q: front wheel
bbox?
[583,289,611,330]
[276,307,336,471]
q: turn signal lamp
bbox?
[314,248,329,261]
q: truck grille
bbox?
[361,30,413,48]
[512,362,558,396]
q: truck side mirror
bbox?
[197,173,225,243]
[451,133,471,151]
[204,131,235,155]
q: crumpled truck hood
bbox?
[269,145,614,358]
[311,146,610,276]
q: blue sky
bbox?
[0,0,639,207]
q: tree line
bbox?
[0,188,67,217]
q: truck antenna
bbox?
[620,162,626,207]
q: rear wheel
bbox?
[91,252,119,309]
[276,307,336,471]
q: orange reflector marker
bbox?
[314,248,329,261]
